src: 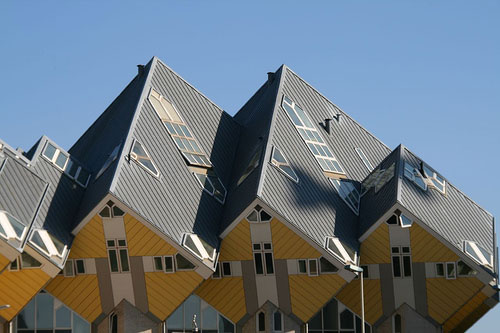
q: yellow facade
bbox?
[271,219,321,259]
[443,291,488,332]
[410,223,459,263]
[69,215,107,259]
[336,279,383,325]
[45,275,102,322]
[196,277,246,323]
[145,271,204,320]
[0,269,50,321]
[360,223,390,264]
[0,252,10,271]
[124,214,177,256]
[289,274,346,322]
[219,219,253,261]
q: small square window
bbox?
[391,247,400,254]
[298,259,307,274]
[222,262,232,277]
[153,257,163,271]
[402,247,410,254]
[75,259,85,274]
[308,259,318,276]
[118,239,127,247]
[263,243,272,250]
[253,244,261,251]
[107,240,115,247]
[164,256,174,273]
[435,263,444,277]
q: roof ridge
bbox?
[284,66,391,152]
[403,146,493,219]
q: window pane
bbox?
[76,168,90,186]
[260,211,272,222]
[447,263,456,279]
[258,312,266,332]
[44,143,57,160]
[254,253,264,275]
[56,306,71,328]
[219,315,234,333]
[282,103,302,127]
[320,257,338,273]
[265,253,274,274]
[119,249,129,272]
[55,152,68,169]
[73,313,90,333]
[76,260,85,274]
[167,306,183,330]
[117,239,126,247]
[31,231,49,254]
[154,257,163,271]
[392,256,401,277]
[165,256,174,272]
[113,206,125,217]
[108,249,119,272]
[436,263,444,277]
[403,256,412,277]
[274,312,282,331]
[340,309,354,329]
[222,262,231,276]
[202,306,218,330]
[99,206,111,218]
[247,210,258,222]
[298,259,307,274]
[21,252,42,268]
[36,293,54,329]
[308,310,322,330]
[184,295,200,329]
[17,299,35,329]
[394,314,402,333]
[309,259,318,275]
[176,253,195,270]
[185,235,203,258]
[323,299,338,330]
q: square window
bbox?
[153,257,163,271]
[75,259,85,274]
[435,263,444,277]
[446,262,456,279]
[298,259,307,274]
[263,243,272,250]
[118,239,127,247]
[391,247,400,254]
[222,262,232,276]
[308,259,318,276]
[164,256,174,273]
[253,243,261,251]
[107,240,115,247]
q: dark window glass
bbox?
[110,313,118,333]
[457,260,475,276]
[10,258,18,270]
[309,259,318,276]
[107,240,115,247]
[446,262,456,279]
[222,262,231,276]
[356,316,361,333]
[340,309,354,329]
[165,256,174,273]
[22,252,42,268]
[320,257,338,273]
[247,210,258,222]
[361,265,369,278]
[391,247,400,254]
[322,299,338,330]
[265,253,274,274]
[274,312,282,331]
[154,257,163,271]
[258,312,266,332]
[254,253,264,275]
[253,243,261,251]
[119,249,129,272]
[219,315,234,333]
[113,206,125,217]
[108,249,119,272]
[76,168,90,186]
[213,263,221,278]
[260,210,272,222]
[99,206,110,218]
[298,259,307,273]
[392,256,401,277]
[436,263,444,277]
[75,260,85,274]
[55,152,68,169]
[386,215,398,225]
[263,243,272,250]
[403,256,412,277]
[394,314,402,333]
[176,253,195,270]
[402,247,410,253]
[308,310,322,330]
[118,239,126,247]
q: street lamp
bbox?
[0,305,10,310]
[345,264,365,333]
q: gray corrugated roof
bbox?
[399,146,494,256]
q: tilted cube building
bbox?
[0,57,497,333]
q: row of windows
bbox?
[9,252,42,270]
[257,311,283,333]
[435,260,477,279]
[297,257,339,276]
[61,259,86,276]
[392,246,412,278]
[404,161,446,195]
[246,205,272,223]
[42,142,90,187]
[153,254,196,273]
[308,297,371,333]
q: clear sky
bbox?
[1,1,499,330]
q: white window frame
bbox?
[129,139,160,178]
[74,259,86,275]
[355,147,374,172]
[391,246,412,278]
[399,214,413,228]
[325,237,356,264]
[153,256,164,272]
[42,142,69,171]
[421,163,446,194]
[253,242,275,276]
[30,229,68,260]
[269,146,299,183]
[446,262,456,280]
[246,206,273,223]
[106,238,130,273]
[403,162,427,191]
[164,255,175,273]
[435,262,445,277]
[182,233,216,263]
[463,240,493,267]
[0,210,27,241]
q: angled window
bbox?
[464,240,493,268]
[355,147,374,172]
[20,252,42,268]
[193,170,227,204]
[270,146,299,182]
[326,237,356,264]
[9,257,19,271]
[30,229,67,260]
[43,142,91,187]
[95,143,121,179]
[457,260,477,277]
[238,147,262,186]
[330,179,359,215]
[319,257,339,273]
[0,210,27,241]
[374,163,395,193]
[182,233,216,265]
[421,163,446,194]
[399,214,413,228]
[403,162,427,191]
[246,205,273,223]
[361,168,385,196]
[175,253,196,270]
[130,140,159,177]
[106,239,129,273]
[281,95,344,175]
[149,88,211,168]
[99,201,125,218]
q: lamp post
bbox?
[0,304,10,310]
[345,264,365,333]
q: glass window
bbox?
[154,257,164,271]
[330,179,360,215]
[457,260,476,277]
[446,262,456,279]
[238,148,262,186]
[270,146,299,182]
[258,312,266,332]
[392,256,401,278]
[435,263,444,277]
[273,311,282,332]
[55,152,68,170]
[326,237,355,263]
[422,163,446,194]
[130,140,159,176]
[320,257,338,273]
[55,305,71,328]
[246,206,273,223]
[222,262,232,277]
[184,295,201,329]
[17,298,35,329]
[254,253,264,275]
[213,263,221,279]
[464,240,493,267]
[75,259,85,274]
[309,259,318,276]
[355,148,374,172]
[394,314,402,333]
[176,253,195,270]
[340,309,354,329]
[298,259,307,274]
[399,214,413,228]
[374,163,395,193]
[21,252,42,268]
[43,143,57,160]
[202,306,217,331]
[164,256,174,273]
[253,242,274,275]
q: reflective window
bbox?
[457,260,477,277]
[361,168,385,196]
[182,233,216,265]
[238,147,262,186]
[95,143,121,179]
[130,140,159,176]
[308,298,371,333]
[193,170,227,204]
[355,148,374,172]
[374,163,395,193]
[281,95,344,175]
[43,141,90,187]
[319,257,339,273]
[464,240,493,268]
[253,242,274,275]
[422,163,446,194]
[29,229,67,261]
[164,295,234,333]
[330,179,360,215]
[246,205,273,223]
[435,263,445,277]
[403,162,427,191]
[16,291,90,333]
[326,237,356,264]
[0,210,27,241]
[270,146,299,182]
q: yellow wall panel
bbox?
[145,271,203,320]
[360,223,390,264]
[124,214,177,256]
[335,279,383,325]
[410,224,459,263]
[45,275,102,322]
[0,269,50,321]
[0,253,10,271]
[70,215,107,258]
[219,219,252,261]
[196,277,246,323]
[426,277,483,324]
[271,219,321,259]
[443,291,487,332]
[289,274,346,322]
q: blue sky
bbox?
[1,1,499,330]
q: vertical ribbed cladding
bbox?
[0,158,47,227]
[399,147,495,255]
[30,157,86,245]
[112,59,240,248]
[358,146,401,236]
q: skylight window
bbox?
[182,233,216,266]
[193,170,227,204]
[96,143,122,179]
[361,168,385,196]
[421,163,446,194]
[149,88,211,168]
[130,140,159,177]
[0,210,27,241]
[374,163,395,193]
[246,205,273,223]
[281,95,344,175]
[43,141,90,187]
[355,148,374,172]
[464,240,493,268]
[326,237,356,264]
[330,179,359,215]
[270,146,299,183]
[29,229,68,260]
[403,162,427,191]
[238,147,262,186]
